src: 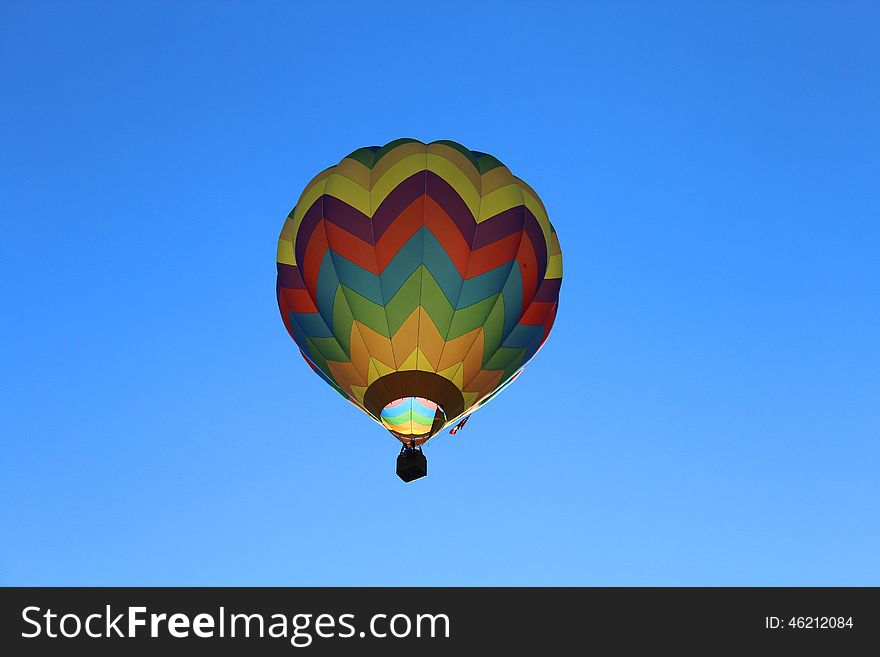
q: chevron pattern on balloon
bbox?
[277,139,562,439]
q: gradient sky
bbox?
[2,1,878,585]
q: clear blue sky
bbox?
[2,1,878,585]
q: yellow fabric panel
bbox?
[367,359,380,385]
[347,322,372,384]
[546,253,563,278]
[367,358,394,383]
[276,238,295,266]
[480,165,518,195]
[460,329,485,384]
[349,385,368,406]
[437,363,464,389]
[371,357,395,378]
[369,152,428,210]
[549,229,562,256]
[415,307,444,371]
[279,213,296,242]
[368,141,426,184]
[398,347,419,371]
[323,172,371,216]
[520,183,551,227]
[385,418,433,435]
[436,327,481,372]
[332,157,372,188]
[522,189,552,260]
[286,175,330,262]
[390,308,420,368]
[427,142,482,192]
[416,347,435,372]
[478,183,525,222]
[440,328,486,391]
[427,153,481,219]
[291,170,332,227]
[354,321,395,369]
[515,178,547,215]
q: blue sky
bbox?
[1,1,878,585]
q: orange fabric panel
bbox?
[325,222,380,274]
[465,232,523,278]
[424,195,471,277]
[375,195,425,272]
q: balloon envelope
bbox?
[276,139,562,444]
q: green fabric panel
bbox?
[331,286,353,357]
[379,226,425,303]
[384,266,422,335]
[431,140,480,171]
[345,148,378,168]
[419,267,454,337]
[502,351,527,381]
[341,285,392,337]
[291,312,335,338]
[480,296,506,366]
[373,138,421,164]
[309,335,349,363]
[304,336,331,374]
[476,153,505,174]
[421,228,462,305]
[447,294,500,339]
[483,346,525,371]
[383,408,436,426]
[458,262,515,307]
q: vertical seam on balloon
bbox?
[432,148,484,399]
[504,182,559,369]
[414,140,428,399]
[370,145,400,372]
[479,185,554,375]
[365,145,396,417]
[323,158,385,394]
[517,176,552,287]
[441,172,522,406]
[297,176,361,394]
[453,182,528,412]
[318,185,368,390]
[322,196,373,392]
[367,144,405,433]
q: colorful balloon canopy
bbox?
[276,138,562,445]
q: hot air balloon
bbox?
[276,139,562,481]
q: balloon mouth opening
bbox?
[364,370,464,414]
[380,397,446,444]
[362,371,465,444]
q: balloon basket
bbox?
[396,444,427,483]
